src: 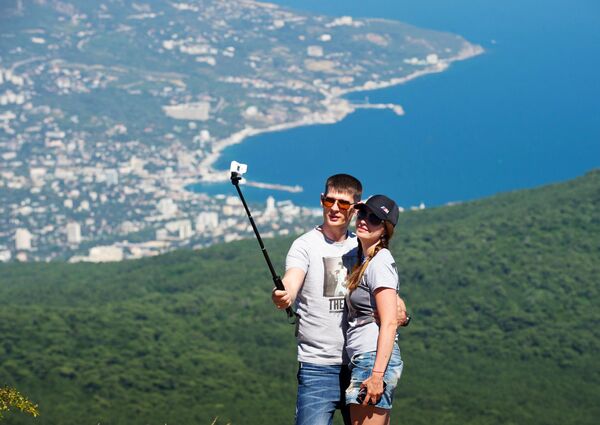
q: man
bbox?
[272,174,408,425]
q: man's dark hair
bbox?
[324,174,363,203]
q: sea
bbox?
[192,0,600,209]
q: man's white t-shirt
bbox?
[286,227,358,365]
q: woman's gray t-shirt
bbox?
[345,248,399,359]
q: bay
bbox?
[195,0,600,208]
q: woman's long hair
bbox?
[347,221,395,292]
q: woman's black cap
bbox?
[356,194,399,227]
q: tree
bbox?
[0,386,39,421]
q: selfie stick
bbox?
[230,162,294,319]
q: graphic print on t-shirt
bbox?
[390,262,399,292]
[323,253,356,312]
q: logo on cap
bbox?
[381,206,389,214]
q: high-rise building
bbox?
[264,196,277,219]
[15,228,32,251]
[196,211,219,232]
[178,220,193,240]
[66,222,81,244]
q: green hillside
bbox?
[1,170,599,425]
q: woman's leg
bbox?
[349,404,390,425]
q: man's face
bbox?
[321,189,356,232]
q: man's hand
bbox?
[272,288,293,310]
[375,295,410,327]
[397,307,409,327]
[396,295,410,327]
[270,268,304,310]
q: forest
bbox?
[1,170,598,424]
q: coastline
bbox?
[195,43,484,191]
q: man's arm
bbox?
[396,294,409,326]
[375,294,409,326]
[272,267,305,310]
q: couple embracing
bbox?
[272,174,408,425]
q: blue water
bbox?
[194,0,600,208]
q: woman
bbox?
[345,194,403,425]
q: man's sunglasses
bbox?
[321,196,353,211]
[356,208,383,226]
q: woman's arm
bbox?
[360,287,397,404]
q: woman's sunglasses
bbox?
[321,196,353,211]
[356,208,383,226]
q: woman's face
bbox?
[355,207,385,243]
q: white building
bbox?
[0,249,11,262]
[157,198,178,217]
[224,233,241,243]
[156,228,169,241]
[426,54,439,64]
[222,205,236,216]
[130,156,145,174]
[222,196,244,216]
[178,220,193,240]
[55,168,76,181]
[15,228,32,251]
[328,16,354,27]
[29,167,47,187]
[88,246,124,262]
[177,152,195,171]
[307,45,324,57]
[199,129,210,143]
[264,196,277,219]
[78,200,90,211]
[278,200,301,221]
[66,222,82,244]
[164,219,193,240]
[225,196,240,206]
[163,101,210,121]
[104,169,119,185]
[120,221,139,234]
[196,211,219,232]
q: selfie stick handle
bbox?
[231,172,294,319]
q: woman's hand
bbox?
[360,373,385,405]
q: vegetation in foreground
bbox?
[0,386,39,421]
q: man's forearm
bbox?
[281,268,305,301]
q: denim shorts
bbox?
[345,343,403,410]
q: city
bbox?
[0,0,474,261]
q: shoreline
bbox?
[194,43,484,191]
